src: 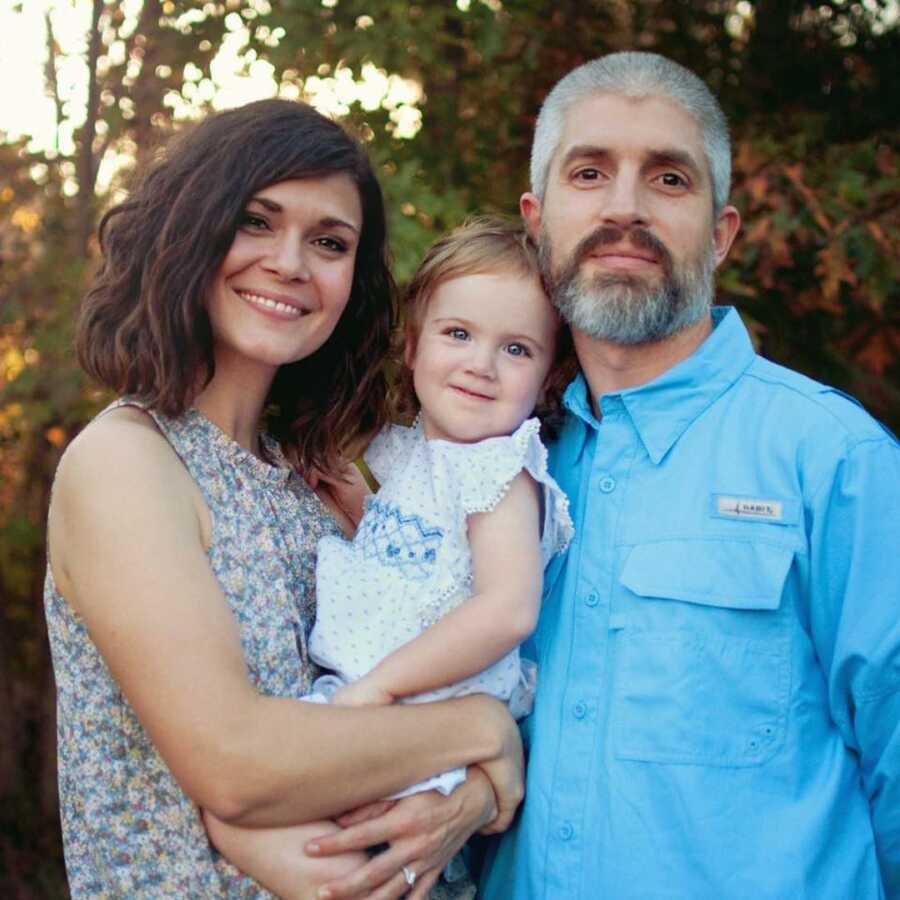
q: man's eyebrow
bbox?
[559,144,611,169]
[246,196,359,233]
[645,148,704,178]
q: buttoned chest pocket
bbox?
[611,539,793,767]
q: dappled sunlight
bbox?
[1,0,424,167]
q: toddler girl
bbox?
[311,217,573,763]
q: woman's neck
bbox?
[192,351,277,456]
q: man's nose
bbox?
[600,170,649,229]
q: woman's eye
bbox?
[447,327,469,341]
[505,342,531,358]
[315,236,348,253]
[239,212,269,231]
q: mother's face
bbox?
[206,174,363,372]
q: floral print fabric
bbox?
[44,401,340,898]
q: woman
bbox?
[45,98,522,899]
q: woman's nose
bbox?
[264,235,310,282]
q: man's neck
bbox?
[574,314,713,414]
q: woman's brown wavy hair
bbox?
[391,216,576,441]
[77,98,396,475]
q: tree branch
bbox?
[43,10,64,155]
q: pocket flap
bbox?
[620,539,793,611]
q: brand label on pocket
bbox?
[715,495,783,521]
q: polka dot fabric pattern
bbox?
[309,418,573,701]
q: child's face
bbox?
[408,269,558,444]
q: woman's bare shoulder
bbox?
[50,405,203,549]
[49,406,207,598]
[55,405,184,494]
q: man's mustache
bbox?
[569,225,674,276]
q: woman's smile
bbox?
[234,288,309,320]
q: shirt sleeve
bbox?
[363,424,415,486]
[807,434,900,897]
[433,418,573,562]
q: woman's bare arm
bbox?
[48,409,520,827]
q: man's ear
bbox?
[520,192,542,240]
[712,204,741,268]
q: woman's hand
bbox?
[306,769,497,899]
[308,460,372,533]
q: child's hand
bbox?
[331,677,394,707]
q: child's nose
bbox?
[465,344,497,378]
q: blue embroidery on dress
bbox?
[357,500,443,580]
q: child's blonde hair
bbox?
[392,215,575,438]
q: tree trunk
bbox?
[130,0,168,171]
[76,0,104,257]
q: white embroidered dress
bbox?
[310,417,572,795]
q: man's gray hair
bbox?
[530,52,731,213]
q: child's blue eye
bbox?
[447,327,469,340]
[506,342,531,358]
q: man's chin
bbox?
[586,270,663,293]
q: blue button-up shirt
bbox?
[481,307,900,899]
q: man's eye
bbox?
[506,342,531,358]
[574,168,601,181]
[658,172,687,188]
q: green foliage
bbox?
[0,0,897,894]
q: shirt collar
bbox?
[562,307,756,465]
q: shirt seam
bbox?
[806,435,898,507]
[615,534,807,555]
[745,369,891,438]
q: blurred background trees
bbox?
[1,0,898,894]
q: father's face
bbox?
[522,91,739,345]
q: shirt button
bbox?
[559,821,574,841]
[599,476,616,493]
[573,701,587,719]
[584,592,599,608]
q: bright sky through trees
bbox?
[0,0,423,162]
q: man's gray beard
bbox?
[538,234,716,345]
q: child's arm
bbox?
[333,470,543,705]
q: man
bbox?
[480,52,900,899]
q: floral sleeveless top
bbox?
[44,402,340,898]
